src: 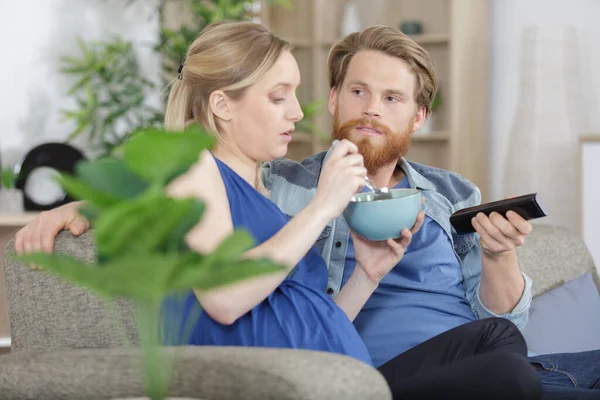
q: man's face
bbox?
[329,50,426,174]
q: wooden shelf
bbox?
[412,132,450,142]
[317,33,450,48]
[580,135,600,143]
[405,33,450,45]
[0,213,39,227]
[282,37,313,48]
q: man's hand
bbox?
[352,209,425,284]
[471,211,533,260]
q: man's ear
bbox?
[411,105,427,133]
[209,90,232,122]
[328,87,338,116]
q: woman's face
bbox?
[219,50,304,163]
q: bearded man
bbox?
[263,25,600,398]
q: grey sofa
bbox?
[0,231,392,400]
[0,224,598,399]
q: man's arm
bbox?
[461,237,532,330]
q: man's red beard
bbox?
[332,108,414,174]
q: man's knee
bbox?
[480,317,527,350]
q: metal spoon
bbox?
[364,176,392,200]
[330,140,392,200]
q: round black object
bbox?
[14,143,86,211]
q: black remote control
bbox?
[450,193,548,235]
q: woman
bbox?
[17,21,540,399]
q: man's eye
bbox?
[352,89,365,96]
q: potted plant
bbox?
[17,125,285,400]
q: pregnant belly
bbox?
[174,280,373,366]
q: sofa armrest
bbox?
[0,346,391,400]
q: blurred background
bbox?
[0,0,598,267]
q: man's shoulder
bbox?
[262,151,326,190]
[406,160,481,208]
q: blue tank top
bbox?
[163,156,372,366]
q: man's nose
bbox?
[362,99,381,118]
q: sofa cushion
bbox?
[0,346,392,400]
[523,272,600,354]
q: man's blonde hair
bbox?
[328,25,438,115]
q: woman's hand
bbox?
[313,139,366,219]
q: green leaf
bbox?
[123,125,216,183]
[77,204,100,225]
[212,229,255,262]
[1,169,15,189]
[301,99,325,118]
[16,253,179,300]
[94,189,202,259]
[166,251,285,292]
[58,174,122,207]
[268,0,293,7]
[162,199,205,253]
[65,119,90,142]
[76,158,149,200]
[189,258,285,291]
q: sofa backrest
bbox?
[3,231,138,353]
[516,224,599,297]
[4,224,597,353]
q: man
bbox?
[16,25,600,397]
[261,25,600,397]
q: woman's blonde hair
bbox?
[164,21,292,191]
[328,25,438,115]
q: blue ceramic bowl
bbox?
[343,188,422,241]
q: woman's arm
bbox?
[168,142,365,325]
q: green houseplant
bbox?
[0,0,324,189]
[61,0,323,156]
[17,125,285,400]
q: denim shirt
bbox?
[262,149,533,330]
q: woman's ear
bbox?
[209,90,232,122]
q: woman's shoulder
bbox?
[166,149,231,219]
[167,149,233,253]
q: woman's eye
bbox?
[273,97,285,104]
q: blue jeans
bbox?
[529,350,600,399]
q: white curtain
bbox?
[502,26,591,233]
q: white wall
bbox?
[582,141,600,270]
[490,0,600,235]
[0,0,161,209]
